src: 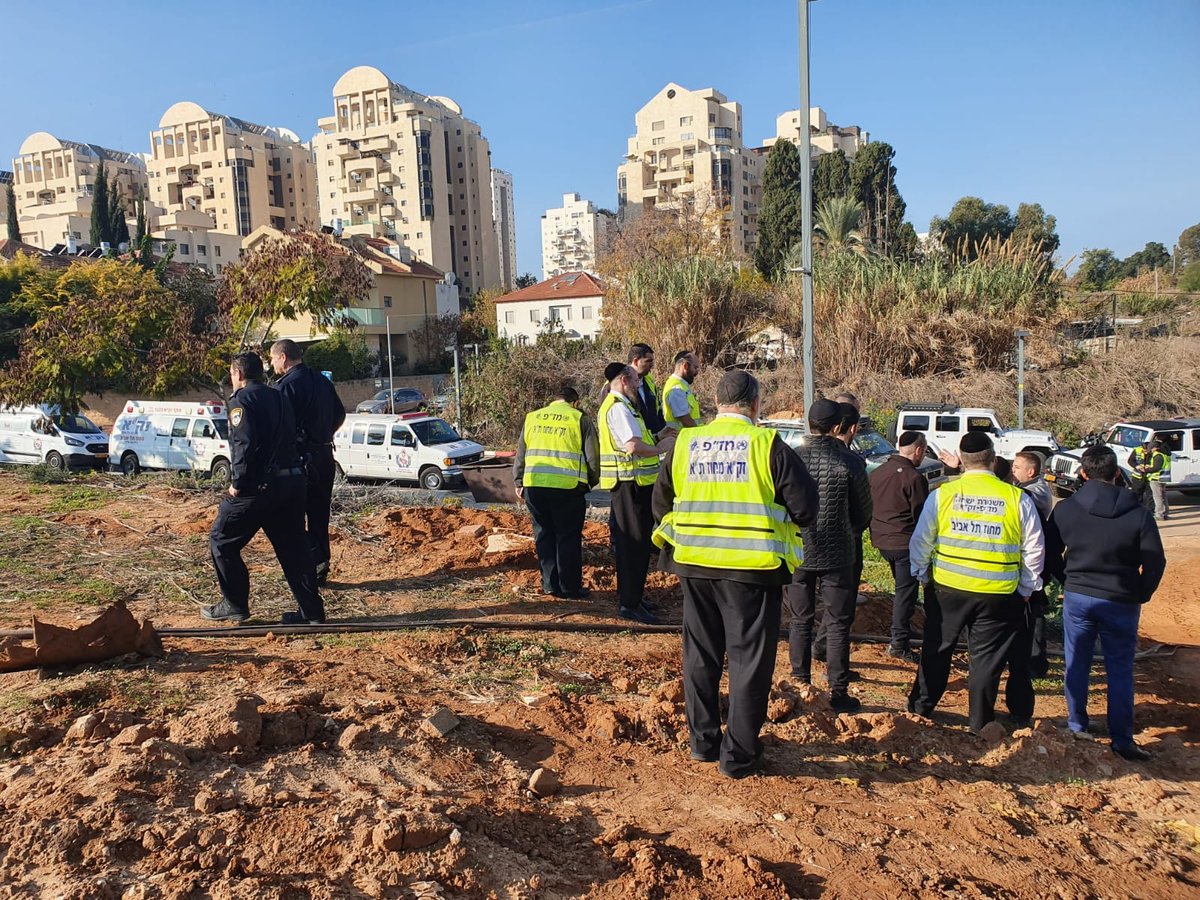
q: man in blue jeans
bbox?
[1044,445,1166,761]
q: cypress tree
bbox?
[4,183,18,242]
[109,179,130,249]
[89,159,110,249]
[813,149,850,209]
[134,187,147,245]
[754,139,805,280]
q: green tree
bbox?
[303,329,375,381]
[1076,248,1122,291]
[813,149,850,208]
[133,187,147,246]
[1119,241,1171,278]
[1178,261,1200,292]
[930,197,1015,261]
[0,253,46,362]
[4,184,18,242]
[848,141,908,256]
[754,138,805,279]
[1012,202,1060,259]
[108,179,130,249]
[89,160,110,249]
[812,196,865,255]
[515,272,538,289]
[1176,222,1200,269]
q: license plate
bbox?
[94,453,109,460]
[1044,473,1056,482]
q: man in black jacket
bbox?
[205,352,324,625]
[785,399,873,712]
[270,339,347,585]
[1045,445,1166,761]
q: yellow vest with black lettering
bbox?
[662,373,701,429]
[932,471,1024,594]
[653,417,803,572]
[521,400,585,489]
[599,391,659,489]
[1150,449,1171,482]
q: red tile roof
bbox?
[358,237,445,280]
[0,239,75,268]
[494,272,606,304]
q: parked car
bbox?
[760,416,947,486]
[1045,418,1200,497]
[0,405,109,471]
[356,388,426,415]
[333,413,485,490]
[890,403,1058,463]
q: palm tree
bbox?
[814,196,866,255]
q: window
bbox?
[1106,426,1146,448]
[680,132,693,141]
[582,306,592,320]
[383,295,392,308]
[192,420,216,439]
[367,424,386,446]
[170,418,189,438]
[709,113,717,123]
[652,137,665,146]
[197,246,207,256]
[215,246,222,257]
[935,416,960,432]
[390,426,414,447]
[1155,431,1185,453]
[549,305,570,322]
[530,309,540,322]
[504,310,515,324]
[903,415,930,432]
[178,244,190,255]
[651,120,664,131]
[352,423,367,445]
[679,116,693,126]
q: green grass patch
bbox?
[6,515,50,531]
[44,486,107,515]
[861,537,895,594]
[62,578,122,606]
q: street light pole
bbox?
[1014,328,1030,430]
[386,315,395,415]
[798,0,816,413]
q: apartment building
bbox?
[146,101,317,238]
[9,131,148,250]
[541,192,615,278]
[0,171,12,236]
[491,169,516,290]
[762,107,868,160]
[495,271,605,344]
[313,65,503,298]
[616,83,760,256]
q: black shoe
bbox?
[690,749,719,763]
[202,600,249,623]
[888,645,919,664]
[845,670,863,683]
[281,611,325,625]
[719,754,764,780]
[619,605,661,625]
[1112,743,1151,762]
[1010,717,1033,730]
[790,671,811,685]
[560,588,593,600]
[830,693,861,714]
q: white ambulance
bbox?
[0,405,109,470]
[110,399,233,480]
[333,413,485,490]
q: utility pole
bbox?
[386,316,395,414]
[1014,328,1030,429]
[798,0,816,413]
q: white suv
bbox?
[1045,418,1200,497]
[893,404,1058,463]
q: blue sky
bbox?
[5,0,1198,277]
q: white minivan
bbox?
[0,405,109,470]
[334,413,485,490]
[110,400,233,480]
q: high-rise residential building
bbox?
[762,108,868,160]
[616,83,760,256]
[313,65,503,297]
[146,101,318,238]
[9,131,148,250]
[491,169,516,290]
[541,192,615,278]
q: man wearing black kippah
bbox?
[908,432,1045,735]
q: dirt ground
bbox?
[0,469,1198,898]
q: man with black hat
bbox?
[598,361,667,623]
[653,370,818,778]
[204,351,325,625]
[785,398,873,713]
[908,431,1045,734]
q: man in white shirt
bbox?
[662,351,701,430]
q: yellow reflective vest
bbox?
[662,373,701,429]
[599,391,659,488]
[653,416,803,572]
[932,471,1024,595]
[521,400,586,489]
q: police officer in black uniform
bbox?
[203,351,325,625]
[270,339,346,584]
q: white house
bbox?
[494,271,605,343]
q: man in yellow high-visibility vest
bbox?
[599,361,668,623]
[908,431,1046,735]
[653,371,818,778]
[662,350,702,430]
[513,384,600,599]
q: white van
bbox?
[0,405,109,470]
[110,400,232,480]
[334,413,485,490]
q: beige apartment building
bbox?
[313,65,503,298]
[9,131,148,250]
[0,171,12,236]
[763,107,868,160]
[541,192,615,278]
[491,168,516,290]
[616,83,760,256]
[146,101,317,239]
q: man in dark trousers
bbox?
[868,430,930,663]
[1045,445,1165,761]
[270,339,346,585]
[785,399,873,713]
[513,384,600,599]
[908,432,1044,734]
[653,371,818,778]
[204,351,325,625]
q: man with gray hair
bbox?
[908,431,1045,734]
[653,370,818,778]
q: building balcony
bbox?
[344,187,386,205]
